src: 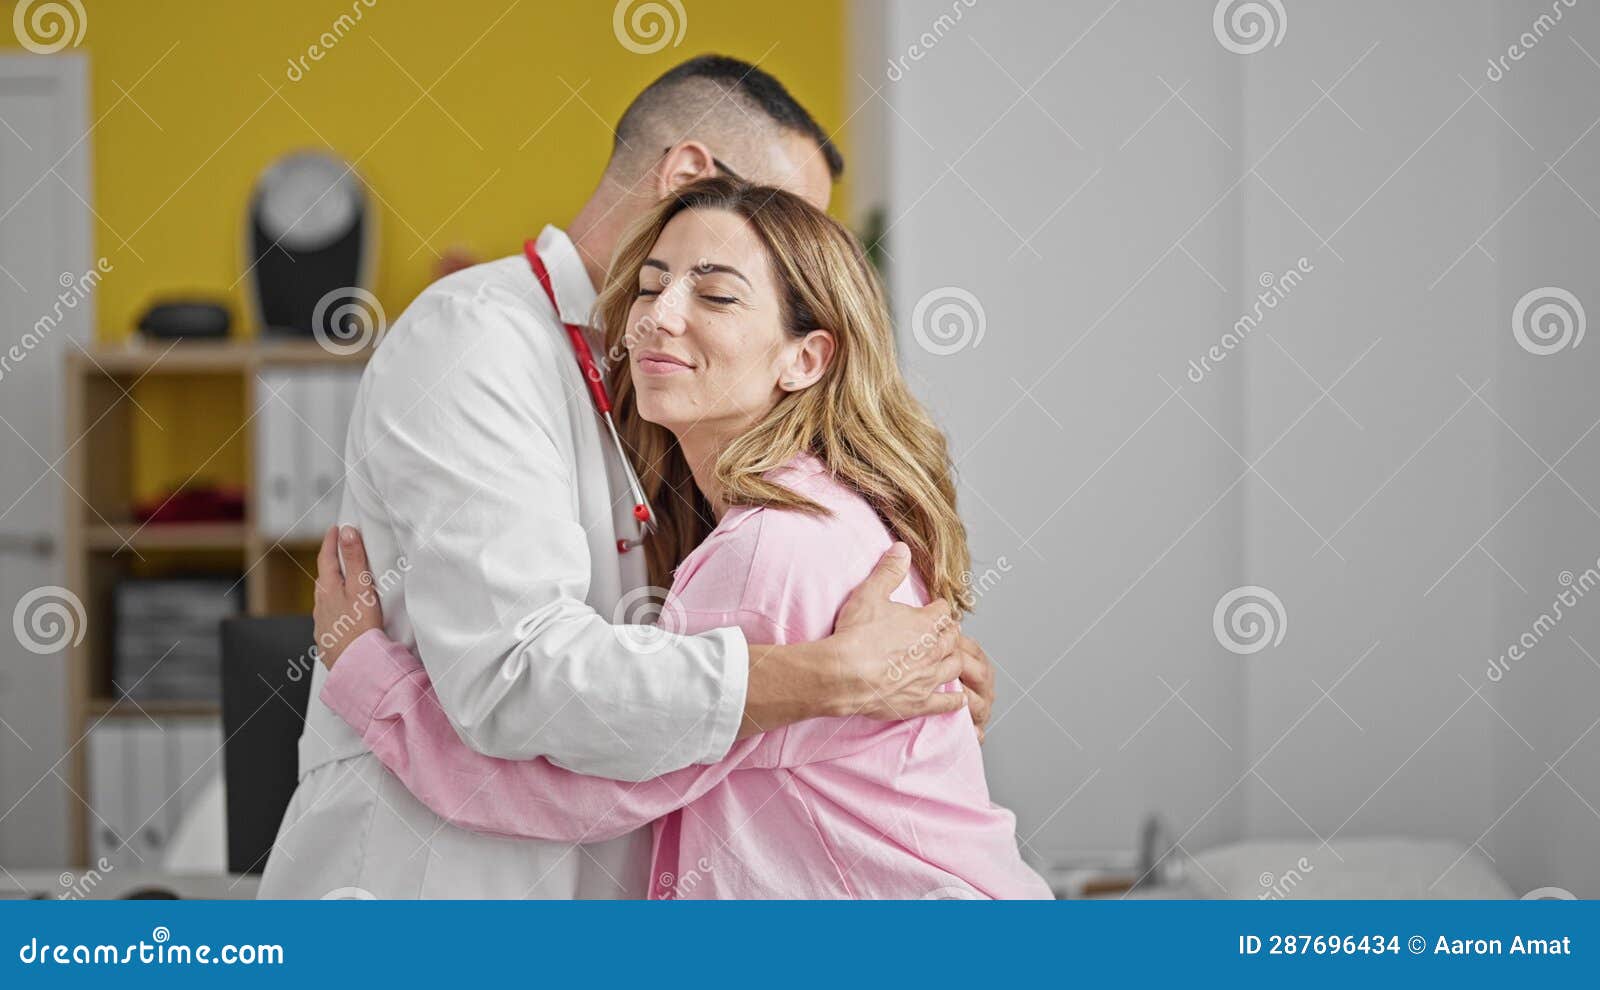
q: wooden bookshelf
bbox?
[61,339,372,865]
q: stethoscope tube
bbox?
[524,239,655,554]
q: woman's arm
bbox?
[310,522,969,843]
[322,627,765,842]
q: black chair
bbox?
[220,615,314,875]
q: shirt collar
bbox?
[533,224,598,327]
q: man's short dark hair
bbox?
[613,54,845,180]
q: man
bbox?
[260,55,994,899]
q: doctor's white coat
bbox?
[257,226,749,899]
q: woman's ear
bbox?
[780,330,836,391]
[656,141,719,197]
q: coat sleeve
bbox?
[351,288,746,778]
[321,630,770,842]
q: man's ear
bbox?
[780,330,836,391]
[657,141,719,196]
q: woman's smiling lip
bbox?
[635,350,695,376]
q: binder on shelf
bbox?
[254,370,300,539]
[87,721,225,871]
[299,369,349,538]
[254,368,362,540]
[169,722,224,830]
[128,724,170,864]
[87,727,130,866]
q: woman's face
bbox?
[625,208,820,439]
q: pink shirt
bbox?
[321,455,1050,899]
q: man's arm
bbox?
[321,628,754,842]
[350,292,986,779]
[352,291,746,779]
[738,542,970,739]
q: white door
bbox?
[0,53,92,867]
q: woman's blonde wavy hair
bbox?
[596,177,972,614]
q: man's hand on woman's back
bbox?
[739,543,996,742]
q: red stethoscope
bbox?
[524,239,654,554]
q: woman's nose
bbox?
[648,280,691,335]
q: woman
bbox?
[313,177,1049,899]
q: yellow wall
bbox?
[3,0,846,500]
[6,0,847,336]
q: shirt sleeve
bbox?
[351,288,747,779]
[322,629,770,842]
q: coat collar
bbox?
[533,224,598,327]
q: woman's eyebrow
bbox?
[641,257,752,288]
[690,262,751,287]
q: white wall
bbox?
[864,0,1600,894]
[1485,0,1600,899]
[863,0,1249,865]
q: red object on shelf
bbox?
[133,485,247,525]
